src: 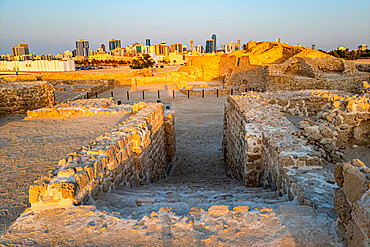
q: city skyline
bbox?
[0,0,369,55]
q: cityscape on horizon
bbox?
[2,35,369,63]
[1,0,369,55]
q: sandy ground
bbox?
[0,112,128,235]
[354,58,370,64]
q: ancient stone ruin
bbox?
[223,87,369,245]
[28,101,175,209]
[0,81,55,117]
[0,45,369,245]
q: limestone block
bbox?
[326,112,337,122]
[337,129,350,149]
[351,190,370,244]
[51,182,77,200]
[278,154,295,167]
[334,188,352,226]
[335,163,344,187]
[29,182,48,204]
[57,168,75,177]
[343,163,369,203]
[76,171,90,190]
[353,120,370,146]
[345,219,366,247]
[136,197,156,206]
[319,124,334,138]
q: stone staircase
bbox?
[94,175,293,220]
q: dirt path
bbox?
[0,113,127,235]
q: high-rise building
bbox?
[75,40,89,57]
[206,39,214,53]
[109,39,121,50]
[170,42,182,53]
[312,44,316,50]
[211,34,217,52]
[12,44,29,56]
[146,39,151,46]
[237,39,241,46]
[190,39,194,52]
[101,44,106,52]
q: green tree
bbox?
[130,54,154,69]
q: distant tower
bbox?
[276,38,280,43]
[146,39,151,46]
[312,44,316,50]
[211,34,217,52]
[190,39,194,52]
[76,40,89,57]
[101,44,106,52]
[206,39,214,53]
[109,39,121,50]
[237,39,241,46]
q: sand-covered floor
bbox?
[0,112,127,235]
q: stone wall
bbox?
[334,159,369,247]
[131,72,199,88]
[164,111,176,163]
[41,69,152,85]
[26,98,130,119]
[230,67,267,91]
[29,102,175,209]
[0,81,56,117]
[223,92,342,216]
[266,73,370,93]
[180,55,221,81]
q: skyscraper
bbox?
[211,34,217,52]
[101,44,106,52]
[190,39,194,52]
[109,39,121,50]
[206,39,214,53]
[75,40,89,57]
[146,39,151,46]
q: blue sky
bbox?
[0,0,369,54]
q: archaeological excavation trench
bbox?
[2,89,360,246]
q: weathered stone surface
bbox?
[334,188,352,226]
[28,102,175,208]
[279,205,316,217]
[335,160,369,247]
[0,81,56,117]
[208,205,230,217]
[334,163,344,187]
[135,197,156,206]
[342,163,369,203]
[29,182,48,204]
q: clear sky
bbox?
[0,0,369,55]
